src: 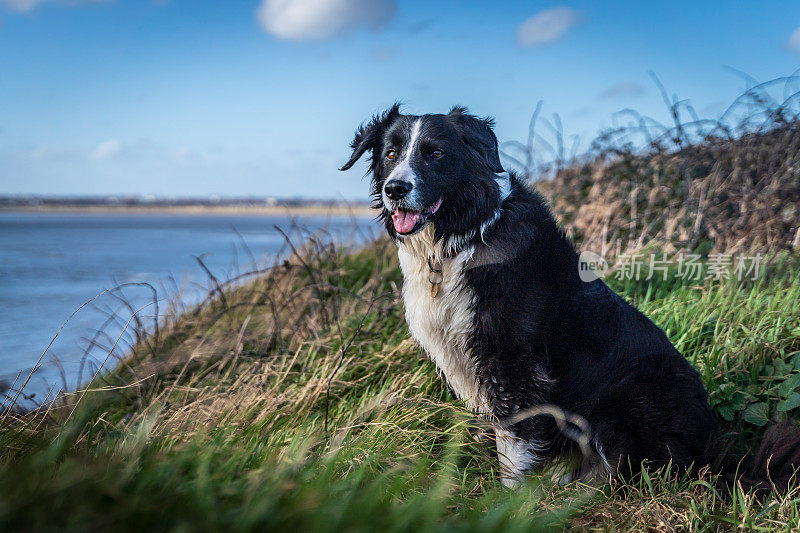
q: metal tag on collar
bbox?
[428,257,443,298]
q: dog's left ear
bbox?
[340,103,401,171]
[448,106,504,173]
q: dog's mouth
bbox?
[391,198,443,236]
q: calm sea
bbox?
[0,211,376,406]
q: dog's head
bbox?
[340,104,509,247]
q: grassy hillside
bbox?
[4,86,800,530]
[539,120,800,258]
[2,230,800,531]
[523,78,800,259]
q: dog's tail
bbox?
[726,421,800,494]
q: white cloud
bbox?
[256,0,395,41]
[1,0,42,11]
[787,26,800,54]
[1,0,41,11]
[0,0,108,13]
[516,6,582,47]
[91,140,122,161]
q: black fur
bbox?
[341,105,799,487]
[341,105,503,243]
[468,184,715,475]
[459,174,714,477]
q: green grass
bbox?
[2,238,800,531]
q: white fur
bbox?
[383,119,423,207]
[397,222,544,487]
[443,231,476,257]
[495,425,542,488]
[397,225,489,413]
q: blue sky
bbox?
[2,0,800,200]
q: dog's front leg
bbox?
[494,425,538,488]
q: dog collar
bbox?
[464,243,513,271]
[427,243,512,298]
[495,171,512,201]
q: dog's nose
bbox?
[385,180,413,201]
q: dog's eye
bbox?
[386,150,397,160]
[431,149,443,159]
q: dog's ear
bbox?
[448,106,504,173]
[339,103,401,171]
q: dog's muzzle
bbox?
[384,179,413,201]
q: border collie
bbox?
[339,105,796,488]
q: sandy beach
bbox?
[0,203,374,216]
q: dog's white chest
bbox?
[397,230,488,413]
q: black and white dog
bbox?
[340,105,716,487]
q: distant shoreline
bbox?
[0,204,374,217]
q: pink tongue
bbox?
[392,209,420,233]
